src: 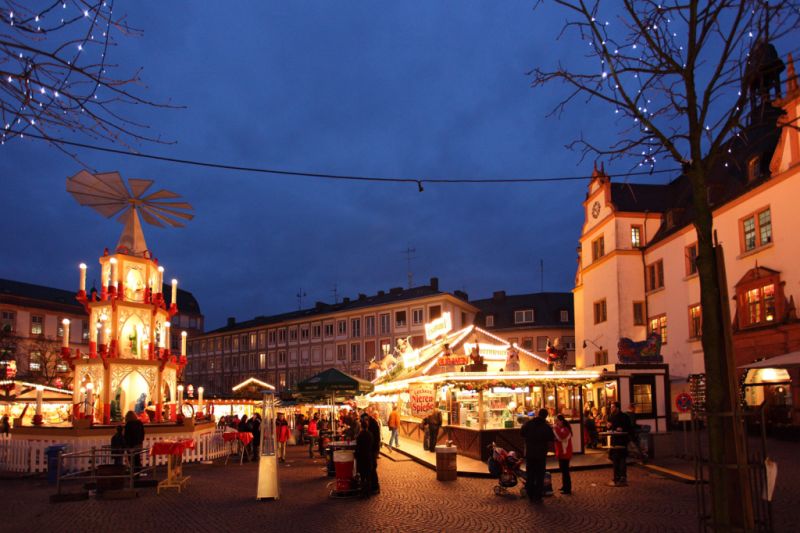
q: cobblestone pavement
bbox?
[2,440,796,533]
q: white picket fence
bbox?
[0,426,228,473]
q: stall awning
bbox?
[739,350,800,370]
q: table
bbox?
[598,431,628,449]
[222,431,254,465]
[151,439,195,494]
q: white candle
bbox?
[177,385,184,410]
[109,258,118,289]
[157,266,164,294]
[80,387,86,415]
[171,279,178,307]
[62,319,70,348]
[181,331,187,357]
[35,386,43,417]
[103,327,110,346]
[164,322,171,349]
[198,386,204,411]
[79,263,87,292]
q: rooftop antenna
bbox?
[540,259,544,292]
[296,288,307,310]
[402,245,416,288]
[330,283,339,304]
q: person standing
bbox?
[427,408,442,452]
[362,412,381,494]
[607,402,632,486]
[307,414,319,458]
[251,413,261,456]
[553,415,573,495]
[355,417,375,498]
[110,425,126,466]
[520,408,554,502]
[123,410,145,470]
[387,404,400,451]
[276,412,290,462]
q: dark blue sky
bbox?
[1,2,669,329]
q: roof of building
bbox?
[0,278,86,314]
[469,291,574,330]
[206,278,471,334]
[0,277,202,317]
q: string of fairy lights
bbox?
[2,2,799,186]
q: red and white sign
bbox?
[675,392,693,413]
[409,383,436,418]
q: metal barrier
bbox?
[55,447,154,495]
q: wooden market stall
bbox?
[370,315,604,461]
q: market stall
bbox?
[370,314,603,461]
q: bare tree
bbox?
[531,1,799,529]
[0,1,178,156]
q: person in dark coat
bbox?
[110,425,126,466]
[124,410,145,469]
[355,419,375,498]
[607,402,632,486]
[362,412,381,494]
[520,408,554,502]
[427,409,442,452]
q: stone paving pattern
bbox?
[2,437,798,533]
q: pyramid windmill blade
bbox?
[67,170,193,256]
[128,178,155,199]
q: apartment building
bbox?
[184,278,477,394]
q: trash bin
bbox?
[45,444,68,484]
[435,445,457,481]
[333,449,354,491]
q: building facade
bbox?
[574,52,800,421]
[184,278,477,395]
[470,291,575,365]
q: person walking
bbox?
[276,412,290,462]
[123,410,145,470]
[520,408,554,502]
[307,414,319,458]
[427,408,442,452]
[607,401,632,486]
[355,417,375,498]
[553,415,573,495]
[387,404,400,451]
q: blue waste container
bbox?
[45,444,68,484]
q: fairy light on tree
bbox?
[0,0,179,157]
[530,1,799,530]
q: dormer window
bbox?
[485,315,495,327]
[747,156,761,183]
[514,310,534,324]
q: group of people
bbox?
[219,413,263,458]
[520,401,637,502]
[109,411,146,468]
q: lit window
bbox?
[689,304,702,338]
[1,310,16,332]
[631,226,642,248]
[31,315,43,335]
[485,315,495,327]
[632,383,653,415]
[649,315,667,344]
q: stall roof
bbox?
[372,369,603,394]
[297,368,374,397]
[739,350,800,369]
[0,380,73,402]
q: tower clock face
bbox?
[591,201,601,219]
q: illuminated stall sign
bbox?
[409,383,436,418]
[425,312,452,341]
[437,355,469,366]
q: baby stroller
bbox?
[487,443,528,497]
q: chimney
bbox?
[430,277,439,290]
[454,290,469,301]
[315,301,327,310]
[389,287,403,295]
[343,297,351,304]
[227,317,236,327]
[492,290,506,302]
[358,293,367,301]
[378,290,385,297]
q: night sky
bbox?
[0,2,670,329]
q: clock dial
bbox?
[591,201,601,219]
